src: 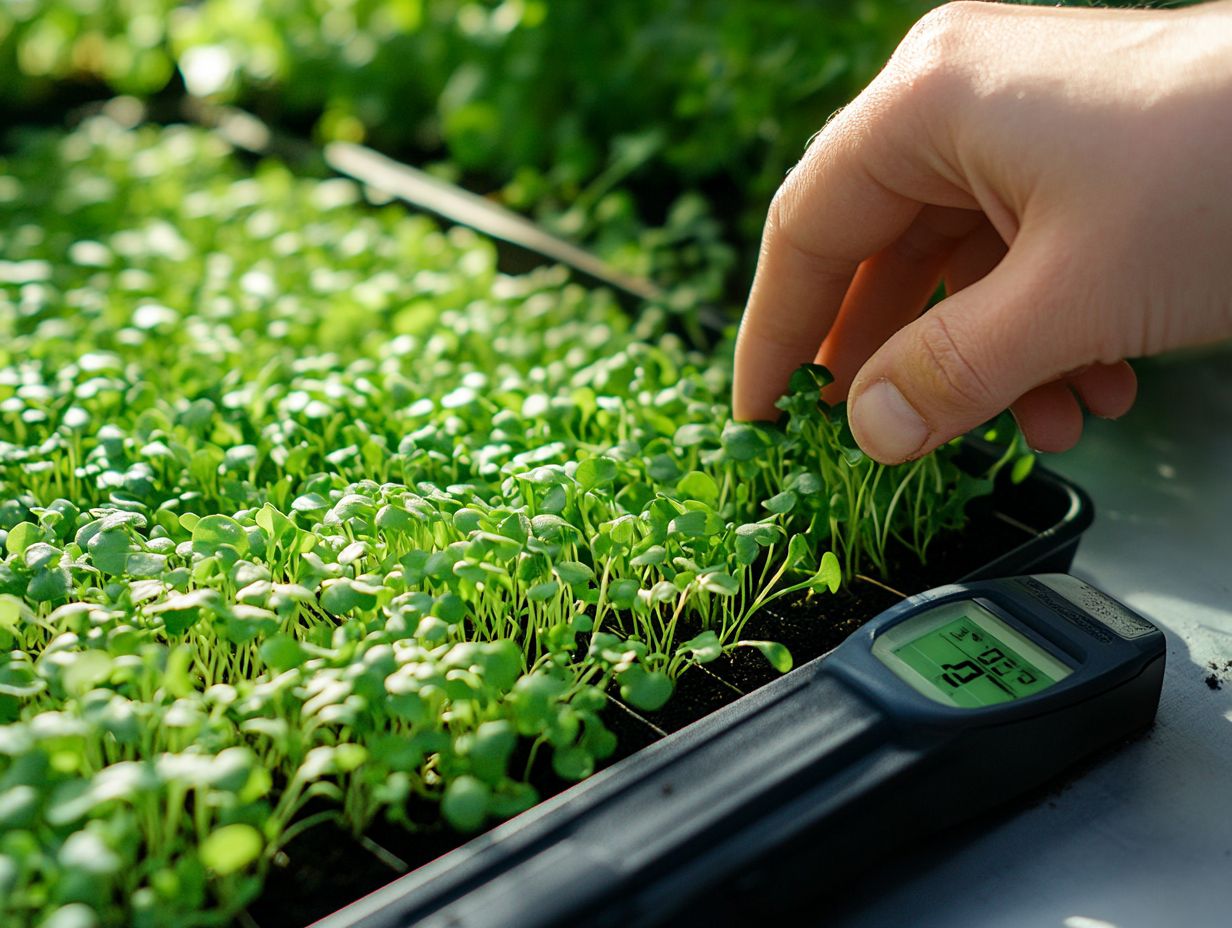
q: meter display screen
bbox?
[872,601,1073,707]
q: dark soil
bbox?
[251,822,401,928]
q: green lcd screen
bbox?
[871,601,1073,708]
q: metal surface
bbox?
[831,346,1232,928]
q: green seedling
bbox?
[0,118,990,927]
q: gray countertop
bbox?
[833,348,1232,928]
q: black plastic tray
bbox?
[309,445,1093,928]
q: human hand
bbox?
[733,0,1232,463]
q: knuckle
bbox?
[904,1,981,48]
[889,2,982,102]
[912,312,996,414]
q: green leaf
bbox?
[672,423,713,448]
[734,533,760,565]
[36,904,99,928]
[180,398,216,430]
[763,491,797,515]
[164,645,195,698]
[26,569,68,605]
[553,560,594,587]
[646,580,677,604]
[785,533,813,570]
[675,470,719,505]
[580,718,618,760]
[812,550,842,594]
[335,743,367,772]
[488,781,539,819]
[291,493,330,513]
[791,471,825,496]
[0,786,38,830]
[477,640,521,691]
[255,504,281,537]
[386,691,427,725]
[738,639,794,673]
[739,522,778,542]
[432,592,467,623]
[1011,453,1036,484]
[5,522,40,556]
[0,595,27,632]
[126,552,168,578]
[192,515,249,557]
[681,630,722,664]
[0,662,43,697]
[570,614,594,634]
[541,483,568,513]
[787,363,834,394]
[617,665,673,711]
[720,421,768,462]
[576,456,618,492]
[588,632,642,669]
[259,635,308,672]
[667,510,709,538]
[61,651,112,696]
[698,571,740,596]
[495,513,529,545]
[646,453,681,483]
[413,616,450,644]
[199,824,263,876]
[607,578,639,610]
[552,745,594,781]
[88,528,131,575]
[527,580,560,602]
[320,578,379,614]
[509,673,567,734]
[466,720,516,784]
[149,590,216,635]
[23,543,59,571]
[630,545,666,567]
[441,775,490,832]
[529,513,573,540]
[223,606,279,645]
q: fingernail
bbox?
[850,379,930,463]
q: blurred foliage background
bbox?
[0,0,934,301]
[0,0,1190,303]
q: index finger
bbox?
[731,78,968,421]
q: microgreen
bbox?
[0,117,991,927]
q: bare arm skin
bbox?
[733,0,1232,462]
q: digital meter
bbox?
[325,575,1166,928]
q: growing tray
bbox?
[254,443,1092,928]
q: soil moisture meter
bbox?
[328,575,1166,928]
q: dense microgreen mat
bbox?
[0,117,994,927]
[0,0,929,298]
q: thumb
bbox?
[846,242,1096,464]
